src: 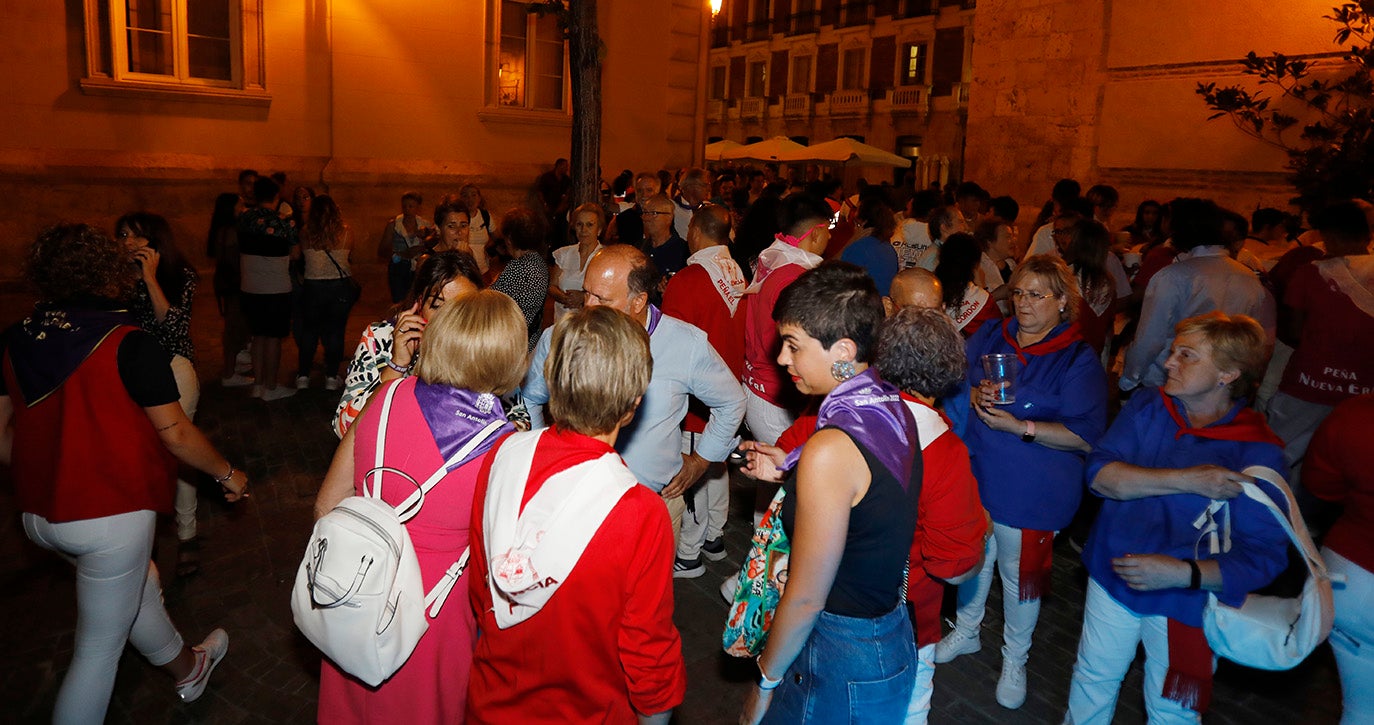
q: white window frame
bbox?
[482,0,571,124]
[80,0,269,105]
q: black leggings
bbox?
[296,278,356,375]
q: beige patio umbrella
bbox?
[704,139,743,161]
[720,136,809,162]
[781,137,912,167]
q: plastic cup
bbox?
[981,353,1019,405]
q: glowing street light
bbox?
[709,0,723,17]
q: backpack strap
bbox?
[1236,466,1332,583]
[362,380,414,501]
[424,547,471,618]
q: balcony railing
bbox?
[898,0,936,18]
[741,96,767,120]
[787,10,820,35]
[888,85,931,116]
[745,19,771,43]
[840,2,871,26]
[783,93,812,120]
[827,89,870,116]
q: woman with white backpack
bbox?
[1064,312,1292,724]
[312,289,527,723]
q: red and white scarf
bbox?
[746,238,822,294]
[1316,255,1374,319]
[482,429,637,628]
[948,284,992,333]
[687,245,747,315]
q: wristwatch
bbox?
[1021,420,1037,443]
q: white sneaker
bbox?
[295,375,310,390]
[176,628,228,703]
[221,374,255,388]
[235,349,253,374]
[260,386,296,402]
[719,576,739,604]
[995,658,1027,710]
[324,376,342,391]
[933,627,981,664]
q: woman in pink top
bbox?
[313,290,529,723]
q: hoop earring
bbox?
[831,359,857,382]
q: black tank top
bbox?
[781,427,921,617]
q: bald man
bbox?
[523,245,746,534]
[885,267,945,315]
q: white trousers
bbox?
[950,521,1042,665]
[744,388,793,446]
[1324,548,1374,725]
[170,354,202,542]
[902,643,936,724]
[1064,578,1205,725]
[23,510,185,725]
[677,431,729,559]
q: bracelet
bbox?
[1186,559,1202,590]
[1021,419,1037,443]
[757,657,782,691]
[214,465,236,485]
[384,358,411,375]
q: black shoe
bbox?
[673,556,705,579]
[702,536,727,562]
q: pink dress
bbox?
[318,378,487,724]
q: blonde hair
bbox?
[545,306,652,435]
[413,290,527,394]
[1009,255,1082,324]
[1173,312,1269,399]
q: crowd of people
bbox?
[1,157,1371,725]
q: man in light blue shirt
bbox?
[524,245,746,531]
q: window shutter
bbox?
[729,56,747,99]
[815,43,838,95]
[770,50,790,99]
[870,36,896,93]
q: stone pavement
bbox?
[0,265,1346,723]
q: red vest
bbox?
[4,326,176,523]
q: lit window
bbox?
[841,47,867,90]
[80,0,268,102]
[495,0,568,111]
[790,55,812,94]
[901,43,928,86]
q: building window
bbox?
[747,60,767,98]
[901,42,927,85]
[495,0,567,111]
[81,0,268,102]
[710,66,728,100]
[841,47,867,90]
[790,55,812,94]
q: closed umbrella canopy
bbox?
[721,136,808,162]
[781,137,912,168]
[704,139,743,161]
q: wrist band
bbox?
[384,358,411,375]
[214,465,236,485]
[1186,559,1202,590]
[1021,419,1037,443]
[757,658,782,691]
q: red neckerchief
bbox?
[1164,620,1213,713]
[999,319,1083,364]
[1158,391,1285,446]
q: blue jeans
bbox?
[763,605,916,724]
[1324,548,1374,725]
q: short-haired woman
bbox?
[936,255,1108,710]
[738,262,922,723]
[1066,312,1290,723]
[315,290,528,723]
[490,208,551,351]
[875,307,990,724]
[548,202,605,320]
[1,224,247,722]
[468,306,686,724]
[333,251,483,438]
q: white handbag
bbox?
[1201,466,1337,671]
[291,381,502,686]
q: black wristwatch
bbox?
[1021,420,1037,443]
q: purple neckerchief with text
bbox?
[781,368,917,487]
[646,304,663,336]
[4,299,136,406]
[413,380,515,471]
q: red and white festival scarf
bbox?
[948,284,992,334]
[687,245,747,315]
[745,237,823,294]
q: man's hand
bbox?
[661,452,710,499]
[1111,554,1191,591]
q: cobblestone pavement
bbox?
[0,267,1345,723]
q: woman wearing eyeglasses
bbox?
[933,255,1108,711]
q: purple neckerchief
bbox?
[3,299,136,406]
[781,368,918,488]
[413,380,515,471]
[646,304,663,336]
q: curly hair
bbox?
[26,223,137,302]
[875,307,967,399]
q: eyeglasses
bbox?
[1050,228,1072,237]
[642,210,672,217]
[1010,288,1056,301]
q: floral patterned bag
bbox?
[722,487,790,657]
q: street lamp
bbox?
[710,0,723,17]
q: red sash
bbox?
[999,319,1084,364]
[1158,391,1285,446]
[1018,529,1054,602]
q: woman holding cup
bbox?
[934,255,1108,710]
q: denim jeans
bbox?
[297,278,357,376]
[1324,548,1374,725]
[762,605,916,724]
